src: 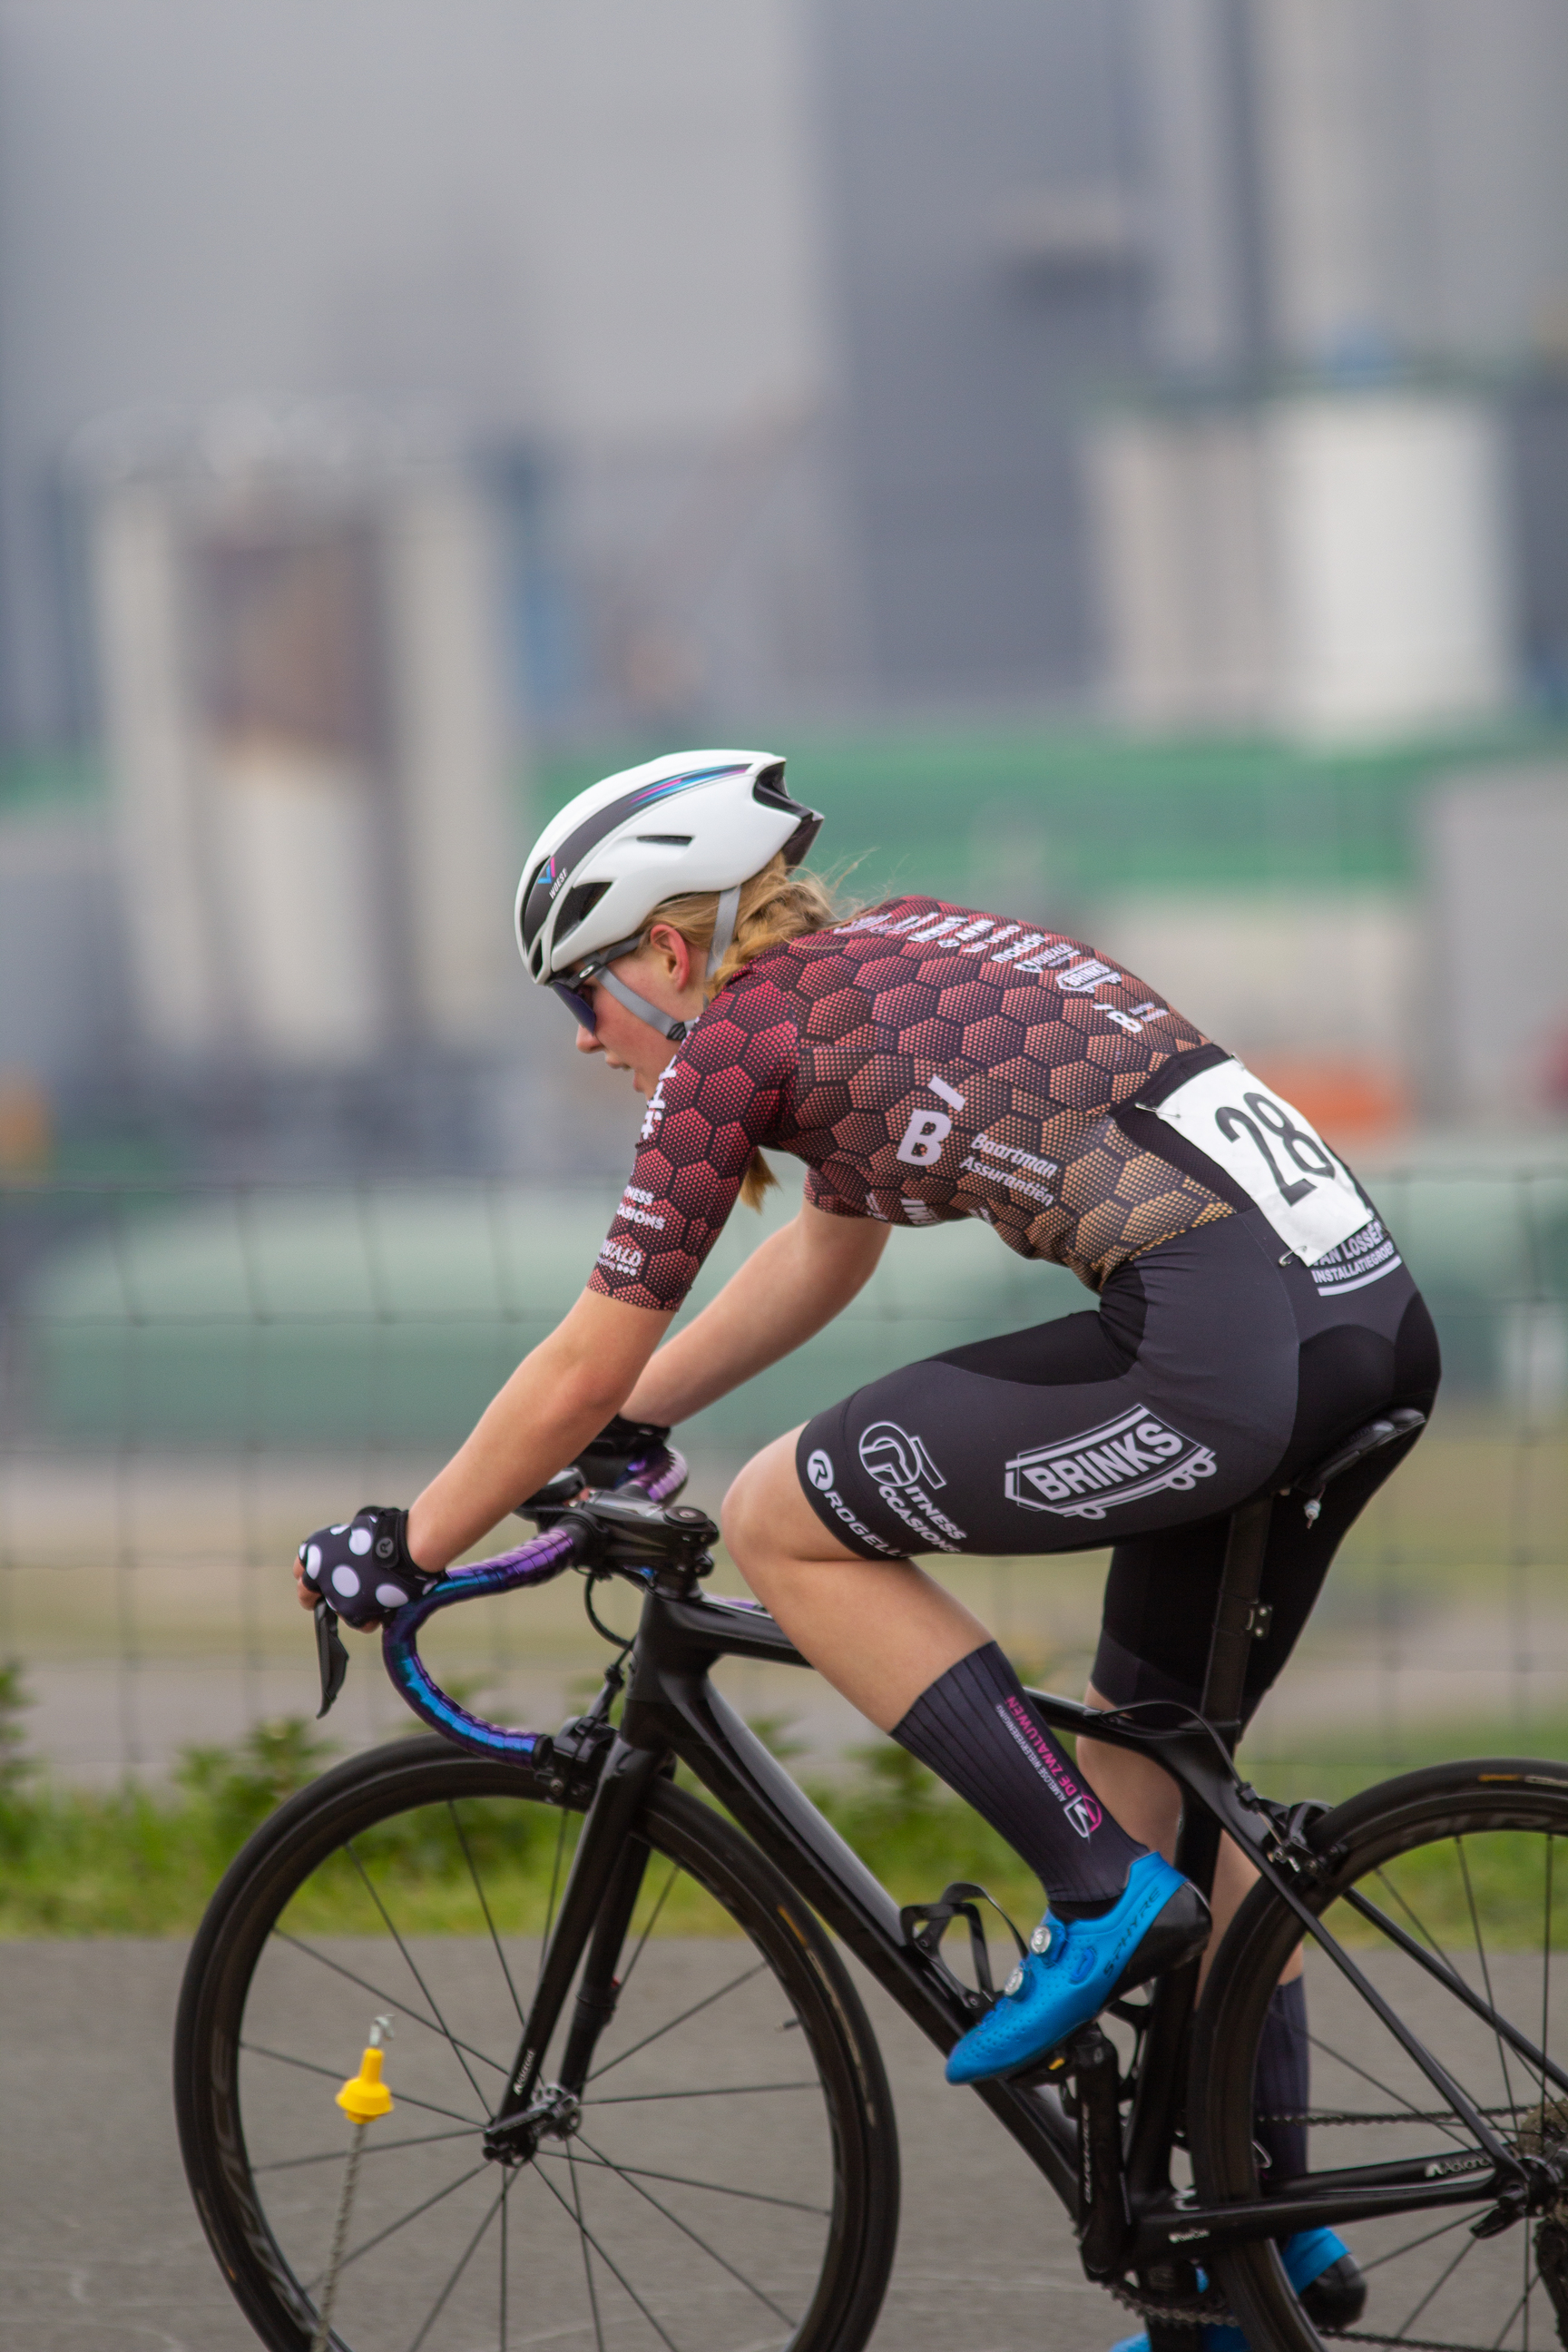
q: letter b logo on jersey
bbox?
[897,1109,952,1165]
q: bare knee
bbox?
[720,1432,805,1591]
[720,1453,765,1568]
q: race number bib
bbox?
[1146,1058,1370,1265]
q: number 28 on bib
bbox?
[1147,1058,1371,1264]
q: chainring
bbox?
[1106,2272,1233,2333]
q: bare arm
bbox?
[404,1289,671,1573]
[622,1197,890,1426]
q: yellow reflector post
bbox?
[336,2041,395,2122]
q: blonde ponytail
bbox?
[646,855,848,1210]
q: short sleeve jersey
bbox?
[587,897,1236,1311]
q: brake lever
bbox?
[315,1600,349,1719]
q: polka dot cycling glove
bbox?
[298,1507,440,1628]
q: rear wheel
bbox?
[175,1734,900,2352]
[1191,1761,1568,2350]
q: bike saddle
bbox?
[1292,1406,1426,1524]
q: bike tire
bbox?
[1190,1759,1568,2352]
[175,1732,900,2352]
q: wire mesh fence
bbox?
[0,1161,1564,1788]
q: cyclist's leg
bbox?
[1077,1271,1442,1960]
[723,1438,991,1725]
[1079,1272,1439,2326]
[729,1441,1157,1917]
[728,1213,1303,2071]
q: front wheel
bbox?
[1191,1760,1568,2351]
[175,1734,900,2352]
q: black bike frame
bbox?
[384,1473,1551,2286]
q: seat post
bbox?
[1199,1494,1274,1755]
[1171,1494,1273,1901]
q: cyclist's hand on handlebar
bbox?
[514,1416,672,1519]
[574,1414,672,1489]
[295,1507,442,1629]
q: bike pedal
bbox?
[1006,2044,1073,2090]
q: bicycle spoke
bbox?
[1374,1863,1455,1972]
[312,2161,491,2288]
[500,2162,510,2352]
[406,2179,506,2352]
[575,2127,797,2324]
[273,1930,509,2077]
[254,2124,480,2172]
[241,2041,481,2129]
[567,2145,608,2352]
[1457,1837,1524,2125]
[1338,1887,1568,2107]
[1396,2226,1484,2339]
[448,1798,526,2030]
[536,2147,829,2217]
[536,2154,683,2352]
[319,2154,491,2286]
[345,1840,492,2108]
[1356,2210,1477,2277]
[587,2081,819,2106]
[1307,2032,1472,2149]
[536,1807,571,2000]
[1487,2258,1537,2352]
[587,1961,769,2082]
[617,1859,680,1997]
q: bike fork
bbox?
[485,1736,663,2156]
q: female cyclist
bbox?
[295,750,1439,2346]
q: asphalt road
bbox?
[2,1934,1554,2352]
[0,1937,1107,2352]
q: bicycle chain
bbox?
[1259,2103,1516,2127]
[1105,2276,1234,2332]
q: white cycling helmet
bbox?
[515,749,823,1040]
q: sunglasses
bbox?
[551,976,600,1032]
[549,936,637,1034]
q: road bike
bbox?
[175,1412,1568,2351]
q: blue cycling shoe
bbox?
[944,1853,1210,2086]
[1107,2225,1366,2348]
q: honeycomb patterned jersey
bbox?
[587,896,1236,1311]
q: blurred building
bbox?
[1082,0,1568,738]
[1088,387,1517,739]
[82,412,515,1074]
[1422,765,1568,1124]
[0,0,1564,1173]
[0,0,1565,739]
[0,0,844,751]
[808,0,1150,703]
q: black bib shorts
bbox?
[797,1204,1440,1724]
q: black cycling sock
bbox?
[890,1641,1147,1910]
[1253,1976,1308,2188]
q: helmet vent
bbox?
[634,833,693,847]
[554,880,611,944]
